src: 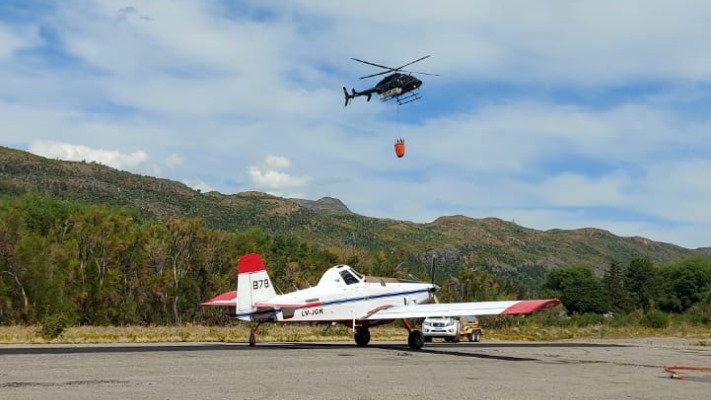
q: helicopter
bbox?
[343,55,438,107]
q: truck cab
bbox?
[422,315,482,342]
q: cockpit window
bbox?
[350,269,363,280]
[339,270,359,285]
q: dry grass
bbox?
[0,324,405,344]
[1,324,710,345]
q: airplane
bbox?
[201,253,561,349]
[343,55,438,106]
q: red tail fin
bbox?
[238,253,266,274]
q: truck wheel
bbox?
[452,333,460,343]
[467,333,474,342]
[473,331,481,342]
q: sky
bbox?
[1,1,710,249]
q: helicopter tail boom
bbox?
[343,87,373,107]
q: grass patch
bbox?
[1,323,710,345]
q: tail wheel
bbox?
[407,330,425,350]
[248,325,259,347]
[354,328,371,346]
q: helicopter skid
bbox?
[395,91,422,105]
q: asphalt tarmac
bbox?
[1,338,709,400]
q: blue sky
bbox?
[1,1,710,249]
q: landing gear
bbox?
[354,327,371,346]
[248,323,263,347]
[249,326,257,347]
[407,330,425,350]
[401,318,425,350]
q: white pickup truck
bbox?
[422,315,482,342]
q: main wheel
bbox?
[407,330,425,350]
[354,328,371,346]
[249,332,256,347]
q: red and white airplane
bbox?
[201,253,560,349]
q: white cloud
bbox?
[182,179,214,194]
[248,155,309,194]
[28,140,148,170]
[537,172,628,207]
[2,1,711,249]
[165,153,184,169]
[0,23,40,61]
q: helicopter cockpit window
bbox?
[340,270,359,285]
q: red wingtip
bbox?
[501,299,561,315]
[238,253,266,274]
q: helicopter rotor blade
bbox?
[351,55,435,79]
[393,55,431,71]
[351,58,395,70]
[401,70,440,77]
[359,70,394,80]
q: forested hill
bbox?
[0,145,708,274]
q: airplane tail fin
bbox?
[236,253,277,318]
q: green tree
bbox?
[656,257,711,313]
[602,260,633,313]
[543,265,608,314]
[440,267,501,302]
[625,257,658,312]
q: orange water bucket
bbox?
[394,138,405,158]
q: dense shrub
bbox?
[640,310,669,329]
[39,313,69,339]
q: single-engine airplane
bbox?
[201,253,560,349]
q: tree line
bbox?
[541,257,711,325]
[1,194,710,327]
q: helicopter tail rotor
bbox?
[343,87,360,106]
[343,87,353,106]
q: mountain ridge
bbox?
[1,146,708,274]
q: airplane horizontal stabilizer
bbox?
[200,290,237,306]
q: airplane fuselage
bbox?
[238,265,435,326]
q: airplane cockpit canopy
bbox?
[318,265,364,286]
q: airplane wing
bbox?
[362,299,560,320]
